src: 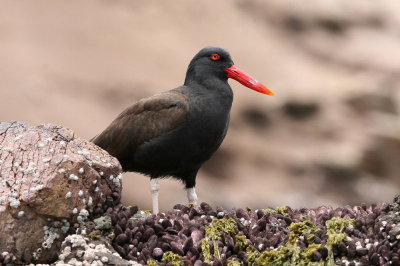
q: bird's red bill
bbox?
[224,65,274,96]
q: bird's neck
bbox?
[183,78,233,100]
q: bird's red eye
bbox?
[210,53,221,61]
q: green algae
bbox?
[262,206,289,216]
[235,235,249,250]
[276,206,289,216]
[205,225,222,241]
[325,217,355,264]
[198,211,353,265]
[227,259,241,266]
[213,218,238,235]
[326,217,354,234]
[288,220,320,244]
[162,251,183,266]
[255,217,353,266]
[246,246,260,264]
[146,259,158,266]
[201,238,212,264]
[201,218,239,264]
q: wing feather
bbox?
[92,90,188,161]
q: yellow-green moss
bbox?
[325,217,355,264]
[288,220,319,245]
[205,225,221,241]
[213,218,238,235]
[235,235,248,250]
[201,239,212,264]
[213,240,221,260]
[199,212,353,265]
[276,206,289,216]
[246,246,260,264]
[227,260,241,266]
[202,218,239,264]
[146,259,158,266]
[262,206,289,216]
[255,220,325,265]
[326,217,354,235]
[188,203,195,209]
[162,251,183,266]
[256,246,298,266]
[302,244,323,260]
[262,208,276,214]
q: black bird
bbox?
[92,47,274,214]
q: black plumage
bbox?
[92,47,273,213]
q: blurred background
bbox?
[1,0,400,211]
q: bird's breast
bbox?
[184,92,232,151]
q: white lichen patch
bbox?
[69,174,79,181]
[42,158,51,163]
[58,168,66,174]
[88,197,93,207]
[23,162,37,175]
[14,134,23,141]
[30,184,44,192]
[9,198,21,208]
[77,149,90,156]
[3,147,13,152]
[65,192,72,199]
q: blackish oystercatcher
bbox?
[92,47,274,214]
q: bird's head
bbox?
[185,46,274,96]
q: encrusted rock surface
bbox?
[0,121,122,264]
[44,234,141,266]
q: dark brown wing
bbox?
[92,90,189,160]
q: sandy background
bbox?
[1,0,400,211]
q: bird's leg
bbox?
[186,187,198,206]
[150,179,160,215]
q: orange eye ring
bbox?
[210,53,221,61]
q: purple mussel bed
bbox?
[102,196,400,265]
